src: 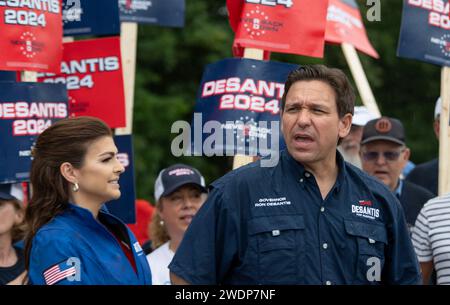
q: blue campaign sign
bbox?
[119,0,185,27]
[105,134,136,224]
[398,0,450,66]
[63,0,120,36]
[0,82,68,183]
[0,71,17,81]
[188,58,296,159]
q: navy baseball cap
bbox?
[361,117,405,146]
[154,164,207,201]
[0,184,18,201]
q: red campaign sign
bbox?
[0,0,62,72]
[325,0,378,58]
[227,0,329,58]
[36,37,126,128]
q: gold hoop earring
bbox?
[73,183,79,192]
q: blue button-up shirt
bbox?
[29,203,152,285]
[395,179,403,198]
[169,150,421,285]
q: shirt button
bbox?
[299,178,304,183]
[325,281,332,285]
[320,207,325,212]
[305,172,311,178]
[322,243,328,249]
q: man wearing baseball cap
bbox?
[360,117,434,229]
[338,105,379,168]
[406,97,442,196]
[146,164,207,285]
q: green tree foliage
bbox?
[133,1,233,201]
[356,0,440,165]
[133,0,440,202]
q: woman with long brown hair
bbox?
[24,116,151,285]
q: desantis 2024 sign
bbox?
[37,37,126,128]
[0,82,68,183]
[398,0,450,66]
[0,0,62,72]
[189,58,295,161]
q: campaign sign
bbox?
[0,0,62,72]
[0,71,17,81]
[0,82,68,183]
[398,0,450,66]
[227,0,328,58]
[105,134,136,224]
[62,0,120,36]
[190,58,296,158]
[119,0,185,27]
[325,0,378,58]
[37,37,126,128]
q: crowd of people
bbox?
[0,64,449,285]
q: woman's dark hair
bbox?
[23,116,112,271]
[281,64,355,118]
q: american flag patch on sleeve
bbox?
[43,259,77,285]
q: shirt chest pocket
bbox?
[344,219,388,283]
[248,215,306,284]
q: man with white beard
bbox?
[338,106,378,168]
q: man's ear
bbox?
[339,113,353,138]
[60,162,78,184]
[403,147,411,161]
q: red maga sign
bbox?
[227,0,329,58]
[325,0,378,58]
[37,37,126,128]
[0,0,62,72]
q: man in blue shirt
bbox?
[169,65,421,285]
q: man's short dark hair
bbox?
[281,65,355,118]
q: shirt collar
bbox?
[395,179,403,197]
[67,202,98,220]
[282,149,347,193]
[283,149,306,178]
[334,150,347,193]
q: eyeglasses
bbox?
[361,149,405,162]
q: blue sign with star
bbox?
[0,82,68,183]
[398,0,450,66]
[119,0,185,27]
[189,58,296,158]
[62,0,120,36]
